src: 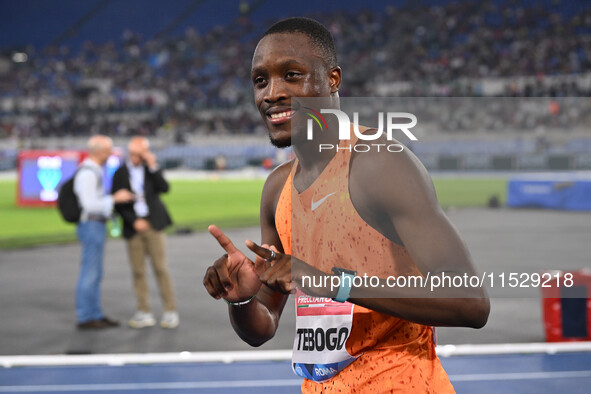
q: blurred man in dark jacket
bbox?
[112,137,179,329]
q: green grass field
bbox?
[0,177,506,249]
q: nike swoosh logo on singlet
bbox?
[311,192,336,211]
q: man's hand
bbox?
[142,150,157,170]
[246,240,334,297]
[113,189,135,203]
[246,241,293,294]
[203,225,266,303]
[133,218,150,233]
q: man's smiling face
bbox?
[251,32,336,148]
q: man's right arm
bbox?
[111,168,137,226]
[203,162,291,347]
[227,162,291,346]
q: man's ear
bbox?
[329,66,342,94]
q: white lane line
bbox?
[2,371,591,392]
[449,370,591,382]
[0,379,303,392]
[2,343,591,367]
[436,342,591,357]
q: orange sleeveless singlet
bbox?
[274,137,455,393]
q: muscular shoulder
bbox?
[349,136,439,237]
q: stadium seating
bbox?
[1,0,591,169]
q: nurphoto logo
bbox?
[304,108,418,153]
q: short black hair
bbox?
[262,17,337,69]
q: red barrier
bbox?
[541,269,591,342]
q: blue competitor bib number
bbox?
[292,290,359,383]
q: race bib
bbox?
[292,289,358,382]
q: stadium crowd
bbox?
[1,0,591,141]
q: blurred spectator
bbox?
[74,135,134,329]
[112,136,179,329]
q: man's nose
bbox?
[264,78,288,103]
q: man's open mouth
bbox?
[267,109,296,124]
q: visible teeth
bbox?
[270,111,293,119]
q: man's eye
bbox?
[286,72,300,78]
[253,77,265,84]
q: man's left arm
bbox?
[143,151,169,194]
[147,167,170,194]
[345,145,490,328]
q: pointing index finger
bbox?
[209,224,239,254]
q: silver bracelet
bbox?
[225,295,256,306]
